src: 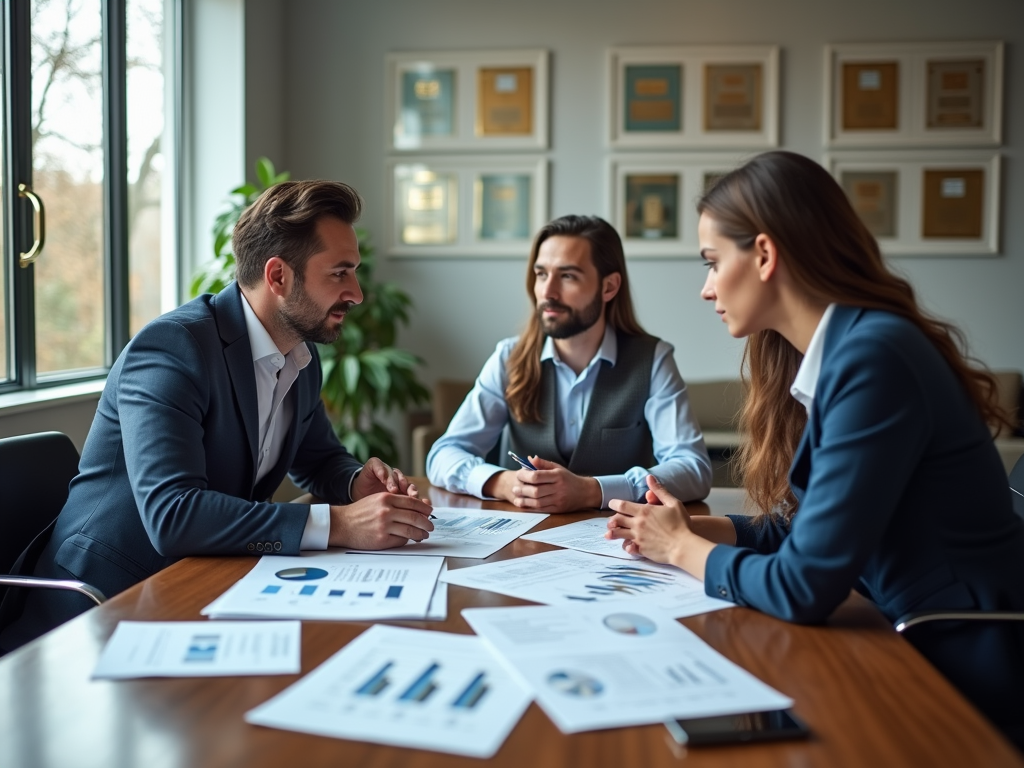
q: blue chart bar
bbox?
[261,585,281,594]
[358,592,374,598]
[329,589,346,597]
[386,585,403,599]
[481,518,512,531]
[355,661,394,696]
[452,672,489,709]
[299,585,316,596]
[399,663,440,702]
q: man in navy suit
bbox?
[0,180,434,651]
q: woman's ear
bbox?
[754,233,779,283]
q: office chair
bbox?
[894,454,1024,634]
[0,432,106,634]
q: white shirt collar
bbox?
[239,291,312,371]
[541,323,618,367]
[790,303,837,414]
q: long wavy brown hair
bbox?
[698,151,1007,518]
[506,215,646,423]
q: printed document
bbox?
[246,624,532,758]
[92,621,300,679]
[464,603,792,733]
[521,517,641,560]
[350,508,547,559]
[201,552,443,621]
[442,548,732,619]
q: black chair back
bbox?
[0,432,80,574]
[1010,454,1024,521]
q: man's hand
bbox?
[351,457,427,504]
[506,456,602,514]
[328,492,434,550]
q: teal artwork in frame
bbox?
[401,69,456,138]
[624,64,682,132]
[478,174,532,240]
[624,174,679,239]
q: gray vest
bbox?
[504,330,659,476]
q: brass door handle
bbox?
[17,183,46,267]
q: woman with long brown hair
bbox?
[606,151,1024,748]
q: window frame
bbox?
[0,0,181,395]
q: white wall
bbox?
[256,0,1024,390]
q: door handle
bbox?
[17,183,46,267]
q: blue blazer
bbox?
[33,283,362,600]
[704,306,1024,744]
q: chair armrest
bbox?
[894,610,1024,633]
[0,575,107,606]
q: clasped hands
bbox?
[328,457,434,550]
[605,474,696,566]
[489,456,603,514]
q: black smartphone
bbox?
[664,709,810,746]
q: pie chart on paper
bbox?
[602,612,658,636]
[275,567,329,581]
[547,670,605,697]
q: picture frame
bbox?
[608,46,779,149]
[387,156,548,257]
[826,150,1000,256]
[387,50,548,152]
[824,41,1003,148]
[608,153,754,258]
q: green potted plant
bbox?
[191,158,429,466]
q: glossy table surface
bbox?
[1,486,1020,768]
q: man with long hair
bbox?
[427,215,711,513]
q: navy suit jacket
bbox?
[36,283,362,600]
[704,306,1024,744]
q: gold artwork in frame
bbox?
[922,169,984,239]
[841,61,899,130]
[477,66,534,136]
[927,59,985,129]
[704,63,762,131]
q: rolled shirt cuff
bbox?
[467,463,507,499]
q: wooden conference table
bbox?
[0,485,1020,768]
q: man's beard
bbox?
[537,291,604,339]
[279,278,354,345]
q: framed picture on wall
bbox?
[608,153,752,258]
[387,50,548,151]
[824,41,1003,147]
[608,46,778,149]
[387,156,547,256]
[827,150,1000,255]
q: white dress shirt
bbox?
[790,303,837,415]
[426,325,713,507]
[240,294,331,549]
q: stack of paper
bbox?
[245,624,533,758]
[464,603,792,733]
[349,508,547,559]
[442,548,733,619]
[202,552,446,621]
[92,621,301,679]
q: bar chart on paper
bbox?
[443,548,733,619]
[201,553,443,620]
[245,625,532,758]
[349,508,547,559]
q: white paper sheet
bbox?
[464,603,792,733]
[245,624,532,758]
[442,548,733,619]
[92,621,300,679]
[349,507,547,559]
[201,552,443,620]
[520,516,641,560]
[427,563,448,620]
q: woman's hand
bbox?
[606,475,716,580]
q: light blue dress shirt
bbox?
[426,325,712,507]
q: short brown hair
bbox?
[232,180,362,288]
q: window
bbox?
[1,0,178,391]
